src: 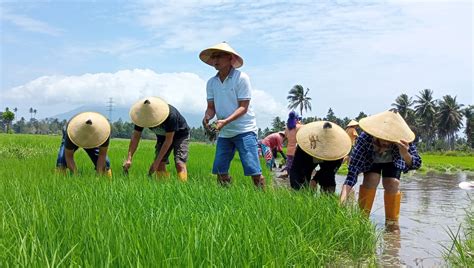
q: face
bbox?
[374,137,392,149]
[210,51,233,71]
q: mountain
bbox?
[51,105,203,127]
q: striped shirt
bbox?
[344,131,422,187]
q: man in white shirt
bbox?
[200,42,265,188]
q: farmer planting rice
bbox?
[56,112,112,176]
[200,41,265,188]
[282,111,303,174]
[259,131,286,171]
[343,119,359,164]
[339,109,422,228]
[289,121,351,192]
[123,97,190,181]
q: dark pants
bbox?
[56,129,110,169]
[289,146,342,190]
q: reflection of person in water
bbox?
[380,227,402,267]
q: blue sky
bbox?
[1,0,472,127]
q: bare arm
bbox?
[123,130,142,171]
[65,149,77,174]
[96,146,108,174]
[339,184,354,203]
[216,100,249,130]
[149,132,175,175]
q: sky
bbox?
[0,0,472,128]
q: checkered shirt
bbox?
[344,131,422,187]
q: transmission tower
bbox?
[106,97,114,122]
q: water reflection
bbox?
[337,172,474,267]
[273,171,473,266]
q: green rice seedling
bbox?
[0,134,377,266]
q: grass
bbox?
[419,154,474,173]
[0,134,377,266]
[444,200,474,267]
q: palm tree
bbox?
[392,93,415,127]
[287,85,312,117]
[437,95,463,150]
[463,105,473,148]
[33,109,37,119]
[29,107,34,120]
[414,89,438,149]
[392,94,413,118]
[13,107,17,113]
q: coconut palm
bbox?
[392,94,414,119]
[437,95,463,150]
[33,109,37,119]
[29,107,34,120]
[414,89,438,149]
[463,105,474,148]
[287,85,312,117]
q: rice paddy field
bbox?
[0,134,377,266]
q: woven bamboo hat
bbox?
[359,109,415,143]
[199,42,244,68]
[67,112,111,149]
[296,121,352,160]
[129,97,170,128]
[346,120,359,128]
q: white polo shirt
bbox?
[206,68,258,138]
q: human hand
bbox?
[396,139,410,156]
[148,161,159,176]
[123,159,132,173]
[216,119,227,130]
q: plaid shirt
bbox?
[344,132,422,187]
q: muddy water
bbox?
[273,171,474,267]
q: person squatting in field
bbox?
[289,121,352,193]
[339,109,422,229]
[259,131,286,171]
[200,41,265,188]
[123,97,190,181]
[56,112,112,177]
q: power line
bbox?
[106,97,114,122]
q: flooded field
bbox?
[274,171,474,267]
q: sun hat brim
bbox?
[199,42,244,68]
[296,121,352,161]
[67,112,111,149]
[346,120,359,127]
[359,110,415,143]
[129,97,170,128]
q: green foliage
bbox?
[444,203,474,267]
[287,85,312,116]
[0,134,377,266]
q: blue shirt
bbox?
[206,68,258,138]
[344,131,422,187]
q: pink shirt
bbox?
[285,124,301,156]
[262,133,284,152]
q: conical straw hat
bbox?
[129,97,170,128]
[199,42,244,68]
[67,112,111,149]
[359,109,415,143]
[296,121,352,161]
[346,120,359,127]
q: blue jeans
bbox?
[56,129,110,169]
[212,132,262,176]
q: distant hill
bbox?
[51,105,203,127]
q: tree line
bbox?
[1,87,472,151]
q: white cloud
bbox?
[3,69,287,126]
[0,7,63,36]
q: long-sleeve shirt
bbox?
[344,131,422,187]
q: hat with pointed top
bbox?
[359,109,415,142]
[199,41,244,68]
[296,121,352,160]
[67,112,111,149]
[129,97,170,128]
